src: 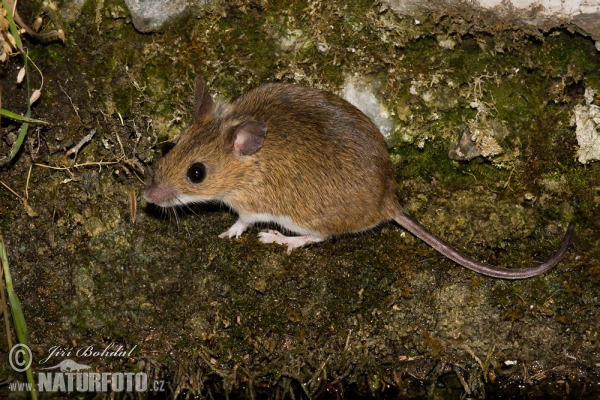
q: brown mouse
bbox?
[144,76,574,280]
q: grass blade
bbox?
[1,0,23,50]
[0,231,37,399]
[0,109,46,124]
[5,48,32,164]
[7,111,30,162]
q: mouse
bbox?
[144,76,575,280]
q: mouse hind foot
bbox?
[258,230,324,254]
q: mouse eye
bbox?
[161,142,176,156]
[187,162,206,184]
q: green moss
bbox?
[392,143,489,187]
[29,43,65,65]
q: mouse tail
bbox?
[393,212,575,280]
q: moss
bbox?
[2,0,600,397]
[29,43,65,65]
[392,143,484,187]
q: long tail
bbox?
[394,212,575,280]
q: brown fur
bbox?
[147,80,400,237]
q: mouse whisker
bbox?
[173,207,181,228]
[175,196,208,220]
[182,203,200,217]
[161,204,177,227]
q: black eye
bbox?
[161,142,176,156]
[187,162,206,183]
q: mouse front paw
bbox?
[219,220,250,239]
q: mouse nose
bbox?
[143,183,177,206]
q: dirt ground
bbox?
[0,0,599,398]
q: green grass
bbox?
[0,231,37,399]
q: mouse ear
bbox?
[225,120,268,157]
[194,76,215,122]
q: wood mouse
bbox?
[144,76,574,280]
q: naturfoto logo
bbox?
[7,344,164,394]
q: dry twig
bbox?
[65,129,96,158]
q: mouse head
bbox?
[144,76,268,208]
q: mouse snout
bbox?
[143,182,178,206]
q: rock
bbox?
[60,0,87,21]
[571,87,600,164]
[448,126,482,161]
[124,0,188,32]
[341,76,395,139]
[448,122,504,161]
[437,35,456,50]
[382,0,600,43]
